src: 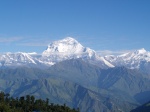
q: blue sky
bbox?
[0,0,150,54]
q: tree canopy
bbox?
[0,91,79,112]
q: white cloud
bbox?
[18,42,48,46]
[0,37,22,43]
[96,50,134,56]
[0,36,52,47]
[16,38,53,47]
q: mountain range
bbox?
[104,48,150,74]
[0,37,150,72]
[0,37,150,112]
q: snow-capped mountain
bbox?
[1,37,149,71]
[104,48,150,72]
[43,37,85,55]
[0,52,37,67]
[0,37,114,68]
[41,37,114,68]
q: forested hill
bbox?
[0,92,79,112]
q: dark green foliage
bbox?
[0,91,79,112]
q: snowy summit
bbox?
[104,48,150,69]
[42,37,85,55]
[41,37,114,68]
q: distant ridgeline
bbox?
[131,101,150,112]
[0,92,80,112]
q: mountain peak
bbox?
[53,37,79,46]
[136,48,146,54]
[62,37,77,41]
[41,37,114,68]
[43,37,84,55]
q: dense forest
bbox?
[0,92,79,112]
